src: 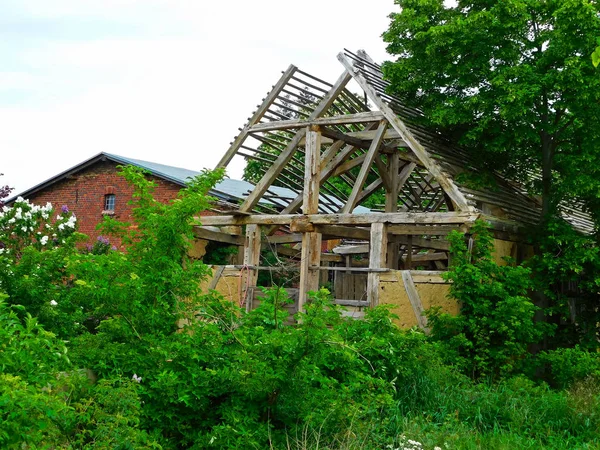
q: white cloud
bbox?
[1,0,396,194]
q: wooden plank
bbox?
[334,299,370,307]
[216,64,297,168]
[396,236,450,251]
[401,270,430,332]
[298,231,322,311]
[198,211,480,227]
[248,111,385,132]
[193,226,245,245]
[367,223,388,307]
[239,70,352,213]
[242,224,261,312]
[275,245,342,263]
[341,120,388,213]
[337,53,473,212]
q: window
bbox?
[104,194,115,212]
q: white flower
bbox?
[132,374,142,383]
[40,236,49,246]
[50,300,58,306]
[0,249,4,254]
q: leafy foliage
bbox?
[428,221,549,379]
[383,0,600,218]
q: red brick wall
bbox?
[27,161,183,249]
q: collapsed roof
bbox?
[215,49,594,234]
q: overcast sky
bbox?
[1,0,396,195]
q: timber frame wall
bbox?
[194,49,594,315]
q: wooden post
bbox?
[243,224,261,312]
[298,126,322,311]
[386,152,400,269]
[367,223,388,307]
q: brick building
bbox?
[8,152,280,249]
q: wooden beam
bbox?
[193,226,244,246]
[387,224,468,235]
[316,224,370,240]
[216,64,297,168]
[242,224,261,312]
[298,232,322,311]
[397,162,417,194]
[198,211,480,227]
[356,178,383,205]
[401,270,430,332]
[341,120,388,213]
[367,223,387,307]
[332,154,366,177]
[374,155,393,192]
[265,233,303,244]
[239,70,352,213]
[248,111,385,132]
[386,151,400,269]
[303,126,321,214]
[337,53,473,212]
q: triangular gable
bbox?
[215,49,593,234]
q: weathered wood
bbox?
[332,154,366,177]
[405,235,413,269]
[402,252,447,263]
[387,224,467,235]
[341,120,388,214]
[265,233,304,244]
[248,111,385,132]
[386,151,400,269]
[193,226,245,246]
[304,126,321,215]
[373,155,393,192]
[216,65,297,168]
[242,224,261,312]
[239,70,352,213]
[298,231,322,311]
[208,265,226,290]
[337,52,473,212]
[356,178,384,205]
[396,236,450,251]
[397,162,417,194]
[198,211,480,227]
[334,299,370,307]
[275,245,342,263]
[367,223,388,307]
[401,270,430,332]
[316,224,370,240]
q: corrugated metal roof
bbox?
[9,152,370,213]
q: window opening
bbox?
[104,194,115,211]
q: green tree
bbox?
[383,0,600,220]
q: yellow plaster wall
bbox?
[199,266,242,305]
[379,271,457,329]
[492,239,516,265]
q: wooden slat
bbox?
[337,53,473,212]
[239,70,353,213]
[401,270,430,332]
[216,65,297,168]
